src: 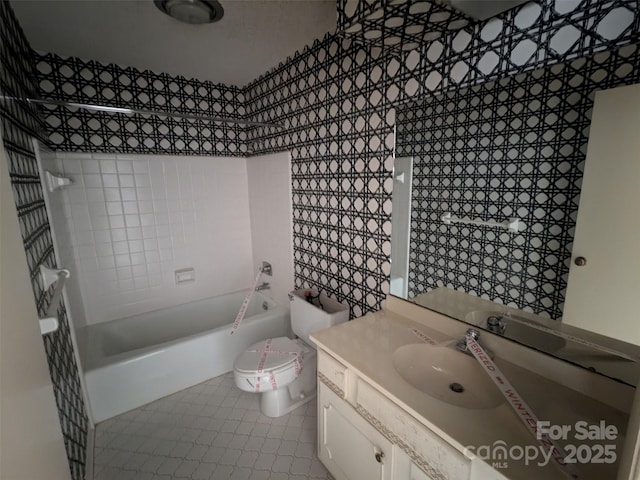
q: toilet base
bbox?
[260,384,316,417]
[259,350,318,417]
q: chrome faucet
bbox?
[487,315,507,335]
[255,282,271,292]
[456,328,494,359]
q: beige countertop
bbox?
[311,307,630,480]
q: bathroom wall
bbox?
[243,0,640,317]
[0,134,71,480]
[0,2,88,478]
[3,1,634,475]
[55,152,254,325]
[396,46,640,319]
[33,1,640,320]
[37,145,87,331]
[34,51,247,155]
[247,151,295,306]
[336,0,639,79]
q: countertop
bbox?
[311,308,630,480]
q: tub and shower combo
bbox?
[77,289,290,422]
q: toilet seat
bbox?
[234,337,307,393]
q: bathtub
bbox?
[76,290,291,422]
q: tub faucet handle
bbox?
[256,282,271,292]
[261,261,272,276]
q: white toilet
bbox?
[233,290,348,417]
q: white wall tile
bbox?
[57,153,255,325]
[247,152,294,306]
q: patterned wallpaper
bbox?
[243,0,640,317]
[0,3,635,478]
[337,0,472,52]
[397,44,640,318]
[35,52,247,155]
[32,0,640,320]
[244,38,396,317]
[0,2,88,479]
[337,0,638,63]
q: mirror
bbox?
[391,58,640,386]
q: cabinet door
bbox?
[562,83,640,344]
[318,383,393,480]
[410,461,436,480]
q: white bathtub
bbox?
[77,290,291,422]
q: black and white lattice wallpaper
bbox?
[246,0,640,317]
[30,0,640,319]
[1,0,637,476]
[396,45,640,319]
[35,52,248,155]
[0,2,88,479]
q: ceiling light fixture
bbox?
[154,0,224,25]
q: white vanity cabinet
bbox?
[316,350,470,480]
[318,382,395,480]
[312,304,631,480]
[318,382,437,480]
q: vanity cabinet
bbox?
[319,382,436,480]
[316,349,473,480]
[312,304,631,480]
[318,382,395,480]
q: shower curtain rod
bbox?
[2,96,283,128]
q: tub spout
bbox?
[255,282,271,292]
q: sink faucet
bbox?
[456,328,494,359]
[487,315,507,335]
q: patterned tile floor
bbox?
[93,372,332,480]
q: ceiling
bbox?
[11,0,336,87]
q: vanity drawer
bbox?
[317,350,348,396]
[355,378,471,480]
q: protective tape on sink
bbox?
[465,335,580,479]
[410,328,437,344]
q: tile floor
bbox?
[93,373,333,480]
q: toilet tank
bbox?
[289,289,349,345]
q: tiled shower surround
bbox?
[34,0,640,318]
[51,149,293,327]
[54,152,255,326]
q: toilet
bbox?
[233,289,349,417]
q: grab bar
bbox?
[441,212,522,233]
[38,265,70,335]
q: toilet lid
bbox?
[234,337,305,374]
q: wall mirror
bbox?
[391,55,640,386]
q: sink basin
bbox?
[392,345,504,409]
[464,310,566,353]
